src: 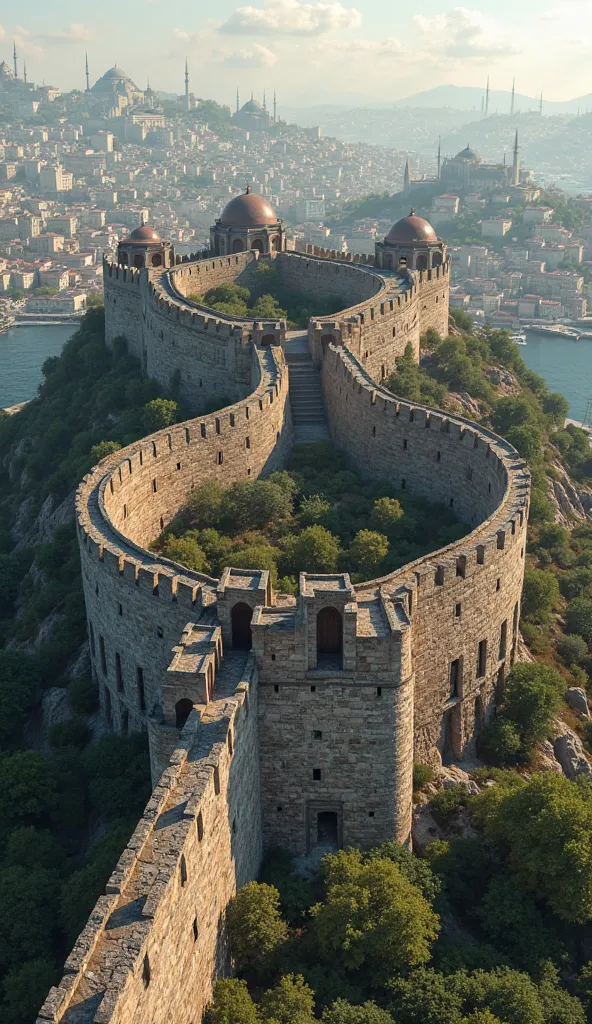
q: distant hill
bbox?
[392,85,592,115]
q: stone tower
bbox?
[210,187,286,255]
[374,210,447,272]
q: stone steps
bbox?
[285,337,330,444]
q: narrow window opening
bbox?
[180,854,187,888]
[436,451,441,462]
[142,955,150,989]
[496,578,501,591]
[213,766,220,796]
[477,546,485,565]
[274,684,279,693]
[137,667,146,711]
[177,462,181,471]
[197,812,204,841]
[228,730,233,755]
[497,532,505,550]
[192,918,198,942]
[376,687,382,697]
[115,653,123,692]
[499,620,508,660]
[403,438,408,450]
[152,478,157,493]
[477,639,487,678]
[401,478,406,489]
[217,451,223,465]
[99,636,107,675]
[310,685,316,693]
[456,556,466,578]
[435,566,444,586]
[372,425,376,437]
[246,437,250,449]
[118,603,123,616]
[271,653,276,661]
[450,658,461,698]
[369,810,375,817]
[313,730,322,739]
[455,603,461,618]
[312,768,321,781]
[123,504,127,520]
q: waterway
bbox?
[520,330,592,423]
[0,324,76,409]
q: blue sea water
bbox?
[519,331,592,423]
[0,324,75,408]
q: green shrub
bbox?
[430,785,468,826]
[565,598,592,645]
[479,718,522,765]
[558,634,589,666]
[49,718,90,750]
[413,762,436,792]
[521,568,560,619]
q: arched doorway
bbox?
[151,252,162,267]
[232,237,245,253]
[232,602,253,650]
[270,235,280,252]
[321,334,335,357]
[415,253,428,271]
[261,334,275,346]
[251,238,265,254]
[133,254,145,268]
[317,606,342,668]
[175,698,194,729]
[432,251,443,267]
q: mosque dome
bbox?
[240,98,264,113]
[456,144,481,162]
[219,188,278,228]
[121,225,161,245]
[386,211,438,244]
[92,65,140,95]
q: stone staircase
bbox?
[285,335,330,444]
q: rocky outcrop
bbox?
[438,764,481,796]
[554,729,592,779]
[546,455,592,527]
[485,367,521,395]
[12,489,75,549]
[566,687,591,718]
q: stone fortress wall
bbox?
[37,218,528,1023]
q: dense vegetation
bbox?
[0,309,168,1021]
[151,441,466,591]
[188,261,344,328]
[207,791,592,1022]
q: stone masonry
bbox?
[37,209,529,1024]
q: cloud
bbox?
[0,24,5,41]
[219,0,361,36]
[35,23,93,44]
[413,7,520,60]
[216,43,278,67]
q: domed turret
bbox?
[375,210,446,273]
[220,187,278,229]
[386,212,438,245]
[116,223,174,270]
[211,187,285,256]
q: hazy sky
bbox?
[1,0,591,106]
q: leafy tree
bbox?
[89,439,121,463]
[312,849,439,985]
[204,978,259,1024]
[227,881,288,975]
[259,974,315,1024]
[0,866,60,972]
[543,392,569,427]
[388,968,464,1024]
[187,481,225,528]
[521,568,560,618]
[142,398,178,432]
[48,717,90,749]
[367,842,441,903]
[1,958,57,1024]
[565,598,592,645]
[321,1000,394,1024]
[559,567,592,600]
[478,773,592,923]
[298,494,332,526]
[371,497,404,534]
[0,752,58,828]
[479,718,522,764]
[222,480,293,533]
[499,663,564,754]
[67,676,99,715]
[348,530,389,576]
[251,294,288,320]
[161,535,209,572]
[557,634,589,665]
[505,424,542,461]
[281,526,340,574]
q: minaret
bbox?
[263,88,266,109]
[85,52,90,92]
[510,77,515,115]
[403,158,411,193]
[13,41,17,80]
[539,91,543,115]
[23,62,27,84]
[437,135,441,179]
[236,88,239,113]
[273,88,277,123]
[512,130,520,186]
[484,75,490,117]
[184,58,190,112]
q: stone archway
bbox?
[175,698,194,729]
[231,602,253,650]
[251,238,265,254]
[415,253,428,271]
[232,237,245,253]
[317,606,342,668]
[151,252,162,267]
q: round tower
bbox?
[117,225,175,270]
[210,186,285,256]
[375,210,446,272]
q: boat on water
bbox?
[510,332,527,345]
[0,313,15,335]
[524,323,581,340]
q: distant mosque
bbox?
[404,131,522,197]
[232,90,277,132]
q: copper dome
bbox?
[219,188,278,228]
[386,210,438,244]
[122,225,162,245]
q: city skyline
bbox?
[1,0,592,106]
